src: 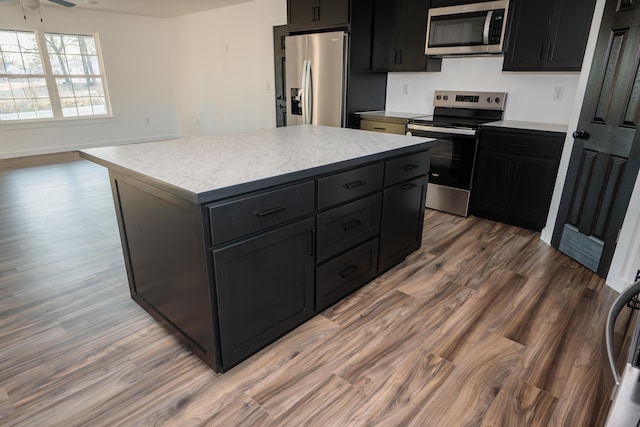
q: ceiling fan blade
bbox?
[48,0,75,6]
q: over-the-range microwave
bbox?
[425,0,510,56]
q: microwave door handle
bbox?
[483,10,493,45]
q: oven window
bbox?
[429,12,488,47]
[429,136,476,189]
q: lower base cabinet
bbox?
[379,175,429,272]
[212,217,315,369]
[471,127,564,231]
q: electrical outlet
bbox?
[552,87,564,101]
[403,84,409,96]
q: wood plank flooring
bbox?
[0,157,620,426]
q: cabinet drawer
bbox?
[479,129,565,159]
[208,181,315,246]
[360,120,407,135]
[318,163,384,209]
[317,192,382,263]
[316,238,379,312]
[384,151,430,187]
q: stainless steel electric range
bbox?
[406,90,507,217]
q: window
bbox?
[0,29,110,122]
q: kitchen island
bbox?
[80,125,434,372]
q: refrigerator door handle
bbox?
[301,59,308,125]
[306,60,313,124]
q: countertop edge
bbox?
[81,141,435,206]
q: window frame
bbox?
[0,28,112,124]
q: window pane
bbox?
[63,35,81,54]
[83,55,99,75]
[0,99,18,120]
[15,98,36,119]
[29,78,48,98]
[88,77,104,97]
[79,36,96,55]
[66,54,84,75]
[91,97,107,115]
[3,51,25,74]
[9,78,31,98]
[60,97,79,117]
[49,54,69,75]
[71,78,89,97]
[0,31,20,52]
[16,32,38,53]
[55,78,74,97]
[23,53,43,74]
[44,33,64,56]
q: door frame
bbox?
[549,0,640,279]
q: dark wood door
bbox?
[552,0,640,276]
[213,217,315,369]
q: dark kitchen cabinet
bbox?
[370,0,441,72]
[503,0,597,71]
[287,0,350,30]
[379,151,429,273]
[379,176,428,273]
[471,127,565,231]
[430,0,484,5]
[213,217,315,369]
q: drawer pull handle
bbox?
[339,265,359,278]
[342,220,362,231]
[373,127,387,131]
[343,180,365,189]
[255,206,285,217]
[307,229,315,256]
[401,183,417,191]
[401,164,419,171]
[507,144,528,148]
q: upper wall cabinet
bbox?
[370,0,441,72]
[287,0,350,31]
[503,0,597,71]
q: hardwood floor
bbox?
[0,157,620,426]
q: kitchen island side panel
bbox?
[109,171,220,370]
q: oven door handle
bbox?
[406,124,476,136]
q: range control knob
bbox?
[436,95,442,100]
[487,97,493,103]
[443,95,449,100]
[495,97,501,103]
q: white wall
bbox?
[386,57,580,124]
[173,0,286,137]
[0,5,180,159]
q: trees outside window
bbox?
[0,29,110,121]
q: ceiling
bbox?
[0,0,255,18]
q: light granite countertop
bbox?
[482,120,569,134]
[80,125,435,204]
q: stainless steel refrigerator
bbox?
[285,31,347,127]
